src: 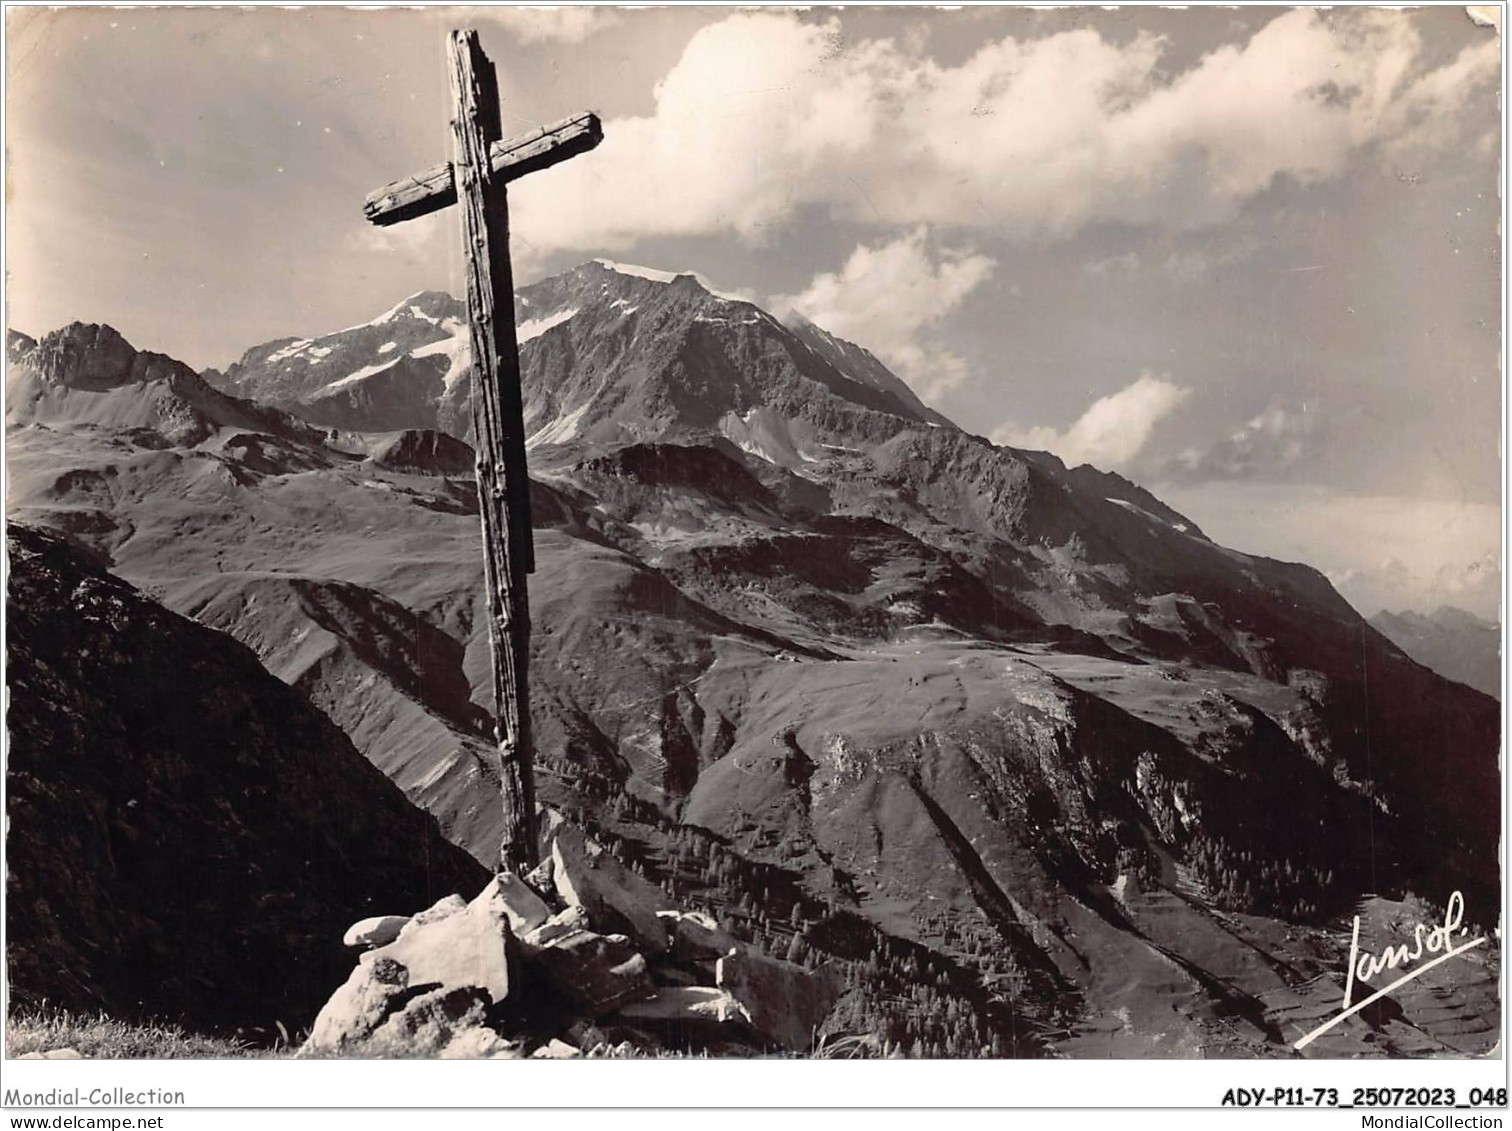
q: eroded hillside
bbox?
[7,264,1499,1056]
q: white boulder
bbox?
[364,883,514,1005]
[530,1038,580,1059]
[343,914,411,949]
[520,904,590,952]
[479,872,551,935]
[304,956,410,1053]
[366,985,489,1057]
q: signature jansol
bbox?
[1293,891,1488,1050]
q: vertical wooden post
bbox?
[448,29,538,873]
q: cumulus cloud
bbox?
[1084,252,1140,278]
[992,373,1190,469]
[511,9,1499,250]
[490,7,620,45]
[1165,403,1319,482]
[345,210,445,259]
[772,228,995,400]
[1379,31,1501,159]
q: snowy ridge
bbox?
[325,359,401,393]
[593,259,686,285]
[589,259,752,303]
[377,299,442,327]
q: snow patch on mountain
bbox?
[326,359,401,392]
[518,308,579,344]
[411,329,472,392]
[719,406,821,468]
[526,401,590,448]
[1107,496,1195,536]
[266,340,312,365]
[694,313,764,326]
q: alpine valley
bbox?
[6,260,1500,1057]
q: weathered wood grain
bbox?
[447,27,538,872]
[364,111,602,227]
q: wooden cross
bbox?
[363,29,602,873]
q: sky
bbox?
[5,4,1503,619]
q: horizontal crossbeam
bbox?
[363,110,602,227]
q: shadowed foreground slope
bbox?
[5,524,487,1039]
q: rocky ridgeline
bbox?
[304,813,843,1058]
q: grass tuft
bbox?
[6,1006,266,1059]
[813,1032,885,1058]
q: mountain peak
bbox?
[46,320,132,352]
[1369,604,1500,697]
[213,257,956,444]
[372,290,465,326]
[7,328,37,363]
[779,307,817,331]
[1372,605,1497,632]
[779,307,952,429]
[576,259,743,301]
[1429,605,1497,630]
[588,259,699,286]
[29,322,188,390]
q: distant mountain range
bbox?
[6,260,1500,1057]
[1368,605,1499,698]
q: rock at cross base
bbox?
[365,985,491,1057]
[481,872,551,934]
[549,823,671,955]
[304,956,411,1053]
[520,904,590,951]
[716,951,844,1052]
[530,1038,580,1059]
[533,806,569,862]
[443,1027,526,1059]
[647,964,702,988]
[528,928,653,1016]
[363,884,514,1005]
[562,1018,611,1050]
[657,909,740,968]
[411,893,467,926]
[343,914,411,949]
[615,986,748,1026]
